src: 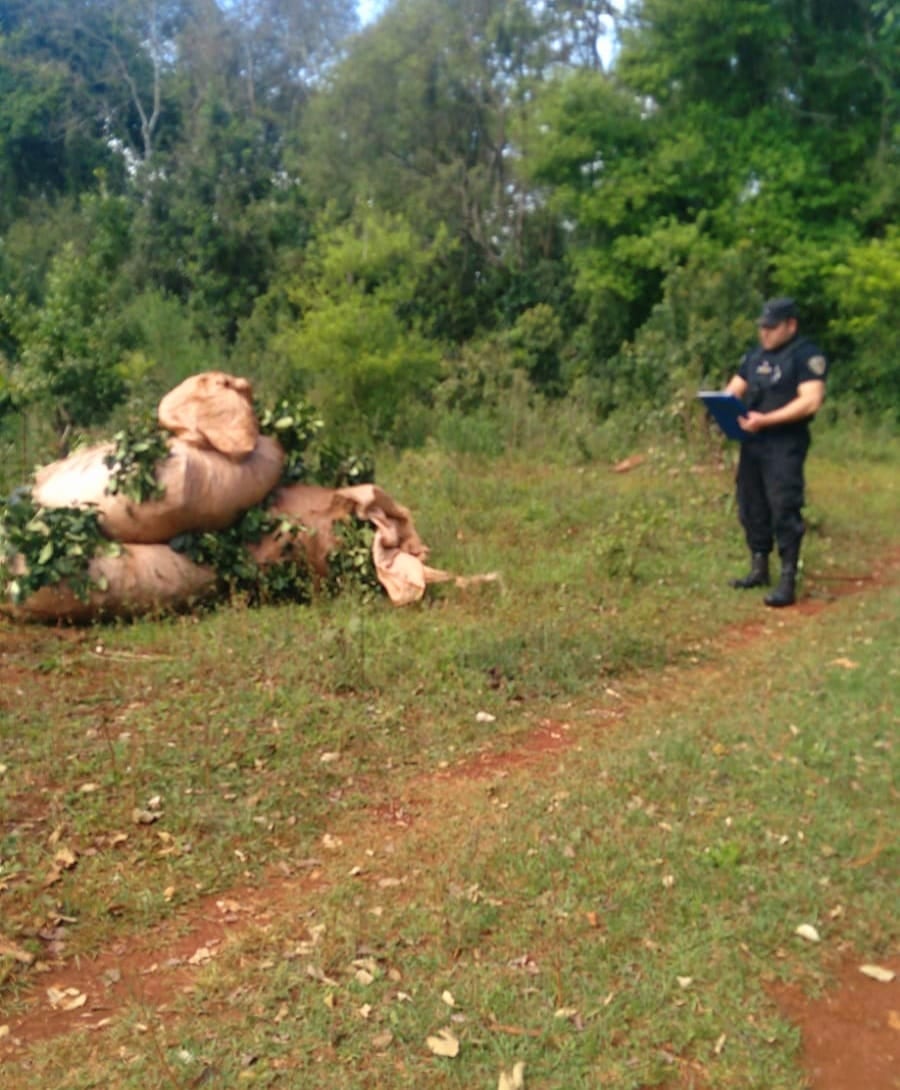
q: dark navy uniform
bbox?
[735,336,828,557]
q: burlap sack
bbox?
[6,366,495,618]
[31,435,285,544]
[3,482,496,620]
[250,482,451,605]
[1,545,217,623]
[338,484,437,605]
[158,371,259,456]
[249,484,355,574]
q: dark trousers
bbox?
[735,432,809,557]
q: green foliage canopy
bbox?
[0,0,897,454]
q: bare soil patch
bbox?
[772,957,900,1090]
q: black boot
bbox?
[730,552,770,589]
[765,547,799,608]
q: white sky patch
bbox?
[357,0,386,25]
[356,1,621,66]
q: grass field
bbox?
[1,423,898,1089]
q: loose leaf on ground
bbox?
[859,964,895,983]
[426,1027,460,1057]
[498,1062,526,1090]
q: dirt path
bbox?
[2,550,899,1088]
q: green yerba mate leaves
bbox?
[257,398,375,487]
[315,443,376,488]
[171,506,314,606]
[257,398,325,483]
[103,423,170,503]
[326,517,380,600]
[0,490,115,603]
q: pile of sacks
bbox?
[3,372,470,622]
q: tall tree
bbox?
[616,0,898,230]
[524,0,897,362]
[0,0,188,170]
[127,0,357,340]
[0,1,123,216]
[227,0,357,122]
[298,0,590,342]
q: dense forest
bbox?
[0,0,897,473]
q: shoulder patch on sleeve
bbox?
[808,355,827,376]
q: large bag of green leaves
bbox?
[31,371,284,543]
[1,544,217,623]
[31,436,284,545]
[157,371,259,456]
[250,483,458,605]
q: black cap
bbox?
[758,297,797,327]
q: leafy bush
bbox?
[276,294,443,443]
[248,206,449,444]
[825,228,900,419]
[6,195,136,438]
[117,290,230,407]
[503,303,566,393]
[612,245,762,435]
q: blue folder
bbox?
[697,392,748,441]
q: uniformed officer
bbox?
[723,298,828,607]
